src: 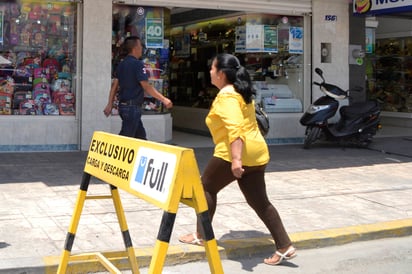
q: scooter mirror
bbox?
[315,68,325,82]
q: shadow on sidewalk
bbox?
[0,136,411,186]
[195,137,412,173]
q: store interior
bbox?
[366,12,412,113]
[111,6,305,115]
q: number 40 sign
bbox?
[146,18,164,48]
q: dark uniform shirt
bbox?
[116,55,148,103]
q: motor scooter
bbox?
[300,68,381,149]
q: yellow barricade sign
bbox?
[57,131,223,274]
[84,131,193,211]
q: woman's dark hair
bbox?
[214,53,254,104]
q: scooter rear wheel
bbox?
[303,126,321,149]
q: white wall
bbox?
[0,116,78,151]
[80,0,113,150]
[312,0,350,101]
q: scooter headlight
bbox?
[307,105,330,114]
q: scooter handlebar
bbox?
[313,81,321,86]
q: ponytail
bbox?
[214,53,254,104]
[234,66,254,104]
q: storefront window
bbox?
[111,7,304,113]
[0,0,77,116]
[112,4,170,114]
[367,36,412,112]
[169,11,304,113]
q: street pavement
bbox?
[0,133,412,273]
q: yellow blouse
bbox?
[206,85,270,166]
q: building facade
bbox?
[1,0,397,152]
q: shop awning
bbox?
[117,0,312,15]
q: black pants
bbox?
[200,156,292,249]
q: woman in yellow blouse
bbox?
[179,53,296,265]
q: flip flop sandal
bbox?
[264,246,297,265]
[178,233,204,246]
[284,247,297,260]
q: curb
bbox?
[290,218,412,249]
[2,219,412,274]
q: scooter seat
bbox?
[340,100,379,119]
[333,100,380,135]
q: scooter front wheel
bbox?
[303,126,321,149]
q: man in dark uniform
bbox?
[104,36,173,139]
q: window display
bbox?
[0,0,77,116]
[111,4,170,114]
[169,12,304,112]
[110,7,304,113]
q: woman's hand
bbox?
[231,137,244,178]
[231,159,244,179]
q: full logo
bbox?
[130,147,176,203]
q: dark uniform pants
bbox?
[118,104,146,140]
